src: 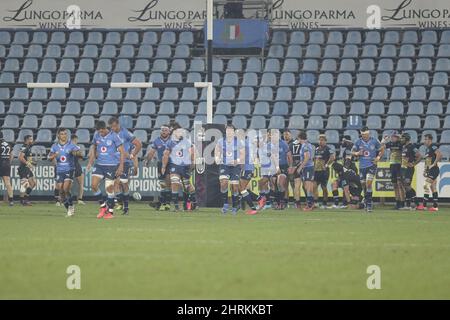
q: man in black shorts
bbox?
[71,134,86,205]
[0,132,14,206]
[313,134,335,208]
[382,131,403,209]
[331,162,363,209]
[418,134,442,212]
[399,133,422,210]
[18,135,36,206]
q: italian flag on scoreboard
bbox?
[228,24,240,40]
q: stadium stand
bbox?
[0,29,449,159]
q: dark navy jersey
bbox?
[289,140,302,165]
[314,145,334,172]
[18,144,32,169]
[385,141,402,164]
[424,144,439,169]
[401,143,419,168]
[0,141,12,163]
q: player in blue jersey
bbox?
[297,131,315,211]
[86,120,126,219]
[161,123,196,212]
[215,125,245,214]
[351,127,385,212]
[271,130,293,210]
[237,129,258,215]
[48,128,82,217]
[256,130,275,210]
[145,124,172,211]
[108,117,142,215]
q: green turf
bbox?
[0,202,449,299]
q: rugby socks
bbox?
[405,189,416,207]
[306,192,314,207]
[333,190,339,206]
[241,190,256,210]
[221,190,228,207]
[171,192,179,207]
[365,189,373,207]
[123,193,129,211]
[231,192,239,209]
[189,191,197,208]
[116,192,123,205]
[423,194,429,206]
[432,192,438,208]
[106,195,115,212]
[26,187,32,197]
[94,190,105,207]
[162,189,171,205]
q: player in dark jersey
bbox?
[418,134,442,212]
[381,131,403,209]
[313,134,335,209]
[288,132,303,208]
[0,132,14,206]
[271,129,292,210]
[331,162,363,209]
[71,134,85,205]
[283,131,295,207]
[18,135,36,206]
[399,133,422,210]
[238,129,258,215]
[145,124,172,211]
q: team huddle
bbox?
[0,122,443,216]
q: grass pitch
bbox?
[0,202,449,299]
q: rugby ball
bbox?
[132,192,142,201]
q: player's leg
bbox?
[331,179,340,208]
[2,176,14,205]
[230,168,240,214]
[169,172,182,211]
[302,168,315,210]
[182,168,196,211]
[257,176,269,209]
[428,166,439,212]
[91,168,107,217]
[364,167,376,212]
[63,175,75,216]
[118,163,131,214]
[269,175,278,208]
[276,170,288,209]
[293,176,302,208]
[76,173,85,204]
[402,168,416,209]
[239,172,257,214]
[219,165,231,213]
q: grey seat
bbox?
[359,59,375,71]
[253,102,270,115]
[260,73,276,86]
[384,116,401,129]
[329,102,345,115]
[140,102,156,115]
[368,102,385,114]
[437,44,450,57]
[290,31,305,44]
[288,116,305,129]
[275,87,292,101]
[159,101,175,114]
[40,115,57,129]
[429,87,446,100]
[279,73,295,86]
[124,88,142,100]
[213,115,227,125]
[307,116,324,129]
[333,87,349,101]
[340,59,356,72]
[234,101,251,115]
[365,31,381,44]
[346,115,363,129]
[432,72,448,85]
[231,116,247,129]
[175,115,190,129]
[317,73,334,86]
[264,59,280,72]
[336,73,352,86]
[105,32,121,45]
[60,115,76,129]
[313,87,330,101]
[407,102,424,115]
[3,115,19,128]
[45,101,62,114]
[249,116,266,129]
[162,88,179,100]
[282,59,299,72]
[404,116,421,129]
[122,102,138,115]
[27,101,43,114]
[272,31,287,45]
[342,44,358,58]
[101,102,118,115]
[8,101,25,114]
[366,115,382,129]
[380,44,397,57]
[1,129,14,142]
[416,58,432,71]
[305,44,321,58]
[325,130,340,144]
[178,102,194,115]
[218,87,235,100]
[307,130,320,144]
[295,87,311,101]
[22,115,38,128]
[393,72,410,86]
[74,129,91,144]
[242,72,258,86]
[436,58,450,71]
[268,116,285,129]
[378,58,394,71]
[273,102,289,115]
[362,44,377,58]
[136,116,152,129]
[352,87,369,100]
[216,102,232,115]
[133,130,148,144]
[326,116,343,129]
[35,130,52,143]
[349,102,366,114]
[390,87,407,100]
[309,31,325,44]
[292,102,308,115]
[180,88,198,101]
[427,102,443,115]
[268,45,284,58]
[371,87,388,100]
[237,87,254,101]
[142,31,158,45]
[374,73,391,86]
[423,115,440,129]
[310,102,327,115]
[78,116,95,128]
[387,102,404,114]
[302,59,318,72]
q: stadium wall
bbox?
[0,0,449,29]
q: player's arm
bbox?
[116,144,125,176]
[47,146,58,161]
[432,148,442,167]
[411,149,422,167]
[130,137,142,160]
[144,147,156,166]
[351,144,361,157]
[297,150,310,173]
[161,149,170,174]
[327,150,336,168]
[86,145,96,171]
[374,143,385,164]
[287,150,293,167]
[18,149,31,168]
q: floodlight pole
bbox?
[206,0,213,124]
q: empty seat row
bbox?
[271,30,450,45]
[0,31,194,45]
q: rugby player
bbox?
[418,134,441,212]
[237,129,258,215]
[18,135,36,206]
[271,130,292,210]
[0,132,14,206]
[399,133,421,210]
[71,134,86,205]
[382,131,403,209]
[288,131,303,208]
[313,134,335,209]
[331,162,363,209]
[297,131,315,211]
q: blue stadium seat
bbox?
[404,31,419,44]
[288,116,305,129]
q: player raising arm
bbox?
[48,128,82,217]
[86,121,125,219]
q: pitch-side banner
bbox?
[0,0,449,29]
[0,160,161,198]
